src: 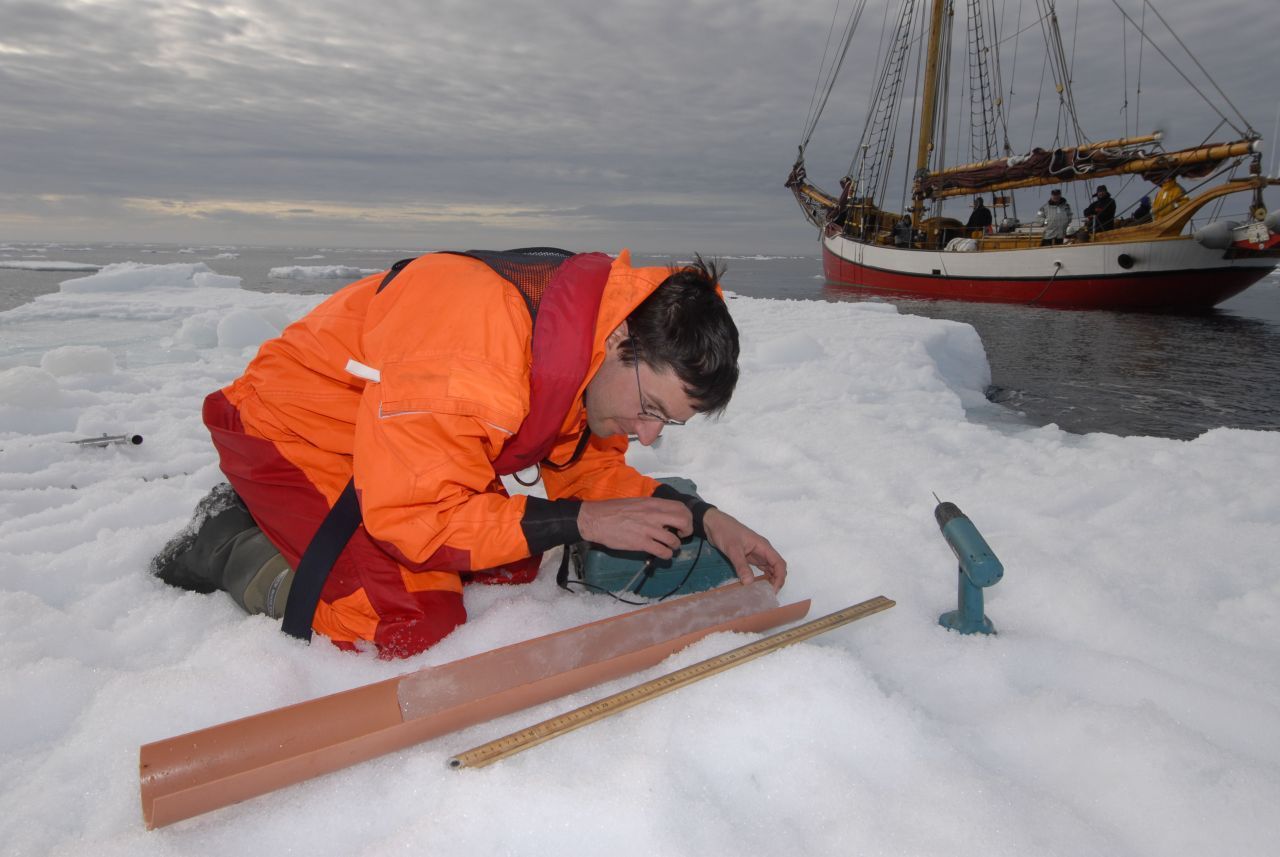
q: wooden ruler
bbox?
[448,594,895,769]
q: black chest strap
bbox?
[281,478,362,641]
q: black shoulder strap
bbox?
[377,258,416,293]
[281,477,363,641]
[280,258,414,641]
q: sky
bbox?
[1,0,1277,254]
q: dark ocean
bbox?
[2,241,1278,440]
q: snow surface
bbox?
[0,263,1277,856]
[268,264,379,279]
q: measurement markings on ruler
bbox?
[449,594,895,769]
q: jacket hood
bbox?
[587,249,670,374]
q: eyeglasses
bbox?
[634,356,686,426]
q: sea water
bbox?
[2,241,1277,440]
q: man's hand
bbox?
[577,498,692,558]
[702,508,788,592]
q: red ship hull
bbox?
[821,239,1276,311]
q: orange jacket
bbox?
[222,250,668,579]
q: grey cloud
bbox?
[1,0,1276,252]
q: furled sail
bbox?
[916,136,1261,201]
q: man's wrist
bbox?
[520,496,583,553]
[652,483,715,539]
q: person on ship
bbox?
[1083,185,1117,233]
[151,249,788,659]
[1038,189,1073,245]
[966,197,993,231]
[1132,195,1152,224]
[893,214,915,247]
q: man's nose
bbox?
[635,420,664,446]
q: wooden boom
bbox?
[931,132,1166,179]
[926,138,1261,201]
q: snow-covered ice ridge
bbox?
[0,260,102,271]
[0,263,1277,855]
[268,264,379,279]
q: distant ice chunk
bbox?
[40,346,117,377]
[217,309,280,349]
[58,262,241,293]
[173,307,285,351]
[256,306,293,331]
[0,366,68,409]
[173,313,220,349]
[193,271,241,289]
[0,260,101,271]
[269,265,378,280]
[0,366,86,432]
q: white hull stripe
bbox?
[824,233,1274,279]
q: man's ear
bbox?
[605,321,629,354]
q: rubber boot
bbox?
[220,529,295,619]
[151,483,256,593]
[151,483,294,618]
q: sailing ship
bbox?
[786,0,1280,310]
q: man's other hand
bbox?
[702,508,788,592]
[577,498,692,558]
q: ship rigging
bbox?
[787,0,1280,310]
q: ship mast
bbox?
[912,0,950,225]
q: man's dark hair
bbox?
[620,255,739,415]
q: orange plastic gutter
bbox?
[139,580,810,829]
